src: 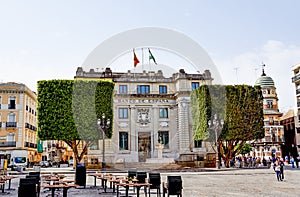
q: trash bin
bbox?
[75,163,86,187]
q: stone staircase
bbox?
[112,162,177,171]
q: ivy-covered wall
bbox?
[37,80,114,140]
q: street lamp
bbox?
[208,114,224,169]
[97,113,110,171]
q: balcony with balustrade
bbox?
[6,122,17,128]
[24,141,37,148]
[0,141,16,147]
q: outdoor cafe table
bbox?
[3,175,17,190]
[108,177,138,193]
[116,183,151,197]
[42,184,78,197]
[88,173,103,187]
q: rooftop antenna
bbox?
[233,67,239,84]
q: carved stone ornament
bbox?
[137,108,150,124]
[159,122,168,127]
[118,122,128,127]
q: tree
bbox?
[191,85,264,167]
[37,80,114,164]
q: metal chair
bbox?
[148,172,161,197]
[163,176,182,197]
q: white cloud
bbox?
[213,40,300,113]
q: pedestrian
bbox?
[285,155,289,164]
[290,156,295,168]
[274,159,282,181]
[279,157,285,180]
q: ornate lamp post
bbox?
[208,114,224,169]
[97,113,110,171]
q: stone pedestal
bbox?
[155,143,164,158]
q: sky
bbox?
[0,0,299,113]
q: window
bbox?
[119,108,128,119]
[137,85,150,94]
[159,108,168,118]
[8,96,16,109]
[0,96,1,109]
[158,131,169,149]
[89,140,99,150]
[159,85,167,94]
[267,100,273,108]
[119,85,127,94]
[194,140,202,148]
[191,82,200,90]
[119,132,128,150]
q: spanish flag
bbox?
[133,49,140,67]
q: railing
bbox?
[292,74,300,83]
[25,123,37,131]
[6,122,17,128]
[24,142,37,148]
[0,141,16,147]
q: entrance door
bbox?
[138,132,151,162]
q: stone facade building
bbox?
[75,66,213,167]
[252,68,284,159]
[292,62,300,154]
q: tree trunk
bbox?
[64,140,91,165]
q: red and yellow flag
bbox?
[133,49,140,67]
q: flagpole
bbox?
[142,47,144,71]
[133,48,135,78]
[149,48,151,71]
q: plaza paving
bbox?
[4,165,300,197]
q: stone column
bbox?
[152,105,159,157]
[129,105,137,161]
[177,97,190,153]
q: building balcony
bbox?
[0,141,16,147]
[297,102,300,108]
[296,89,300,95]
[25,123,37,131]
[6,122,17,128]
[263,136,285,143]
[8,104,16,109]
[24,141,37,148]
[292,74,300,83]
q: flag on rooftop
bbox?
[133,49,140,67]
[148,48,157,65]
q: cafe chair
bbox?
[136,171,148,194]
[148,172,161,197]
[163,176,182,197]
[127,170,137,179]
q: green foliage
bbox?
[191,85,264,142]
[37,80,114,140]
[191,85,226,141]
[191,85,211,140]
[235,143,252,155]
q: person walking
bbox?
[290,156,295,168]
[274,159,282,181]
[279,157,285,180]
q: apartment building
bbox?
[0,82,39,168]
